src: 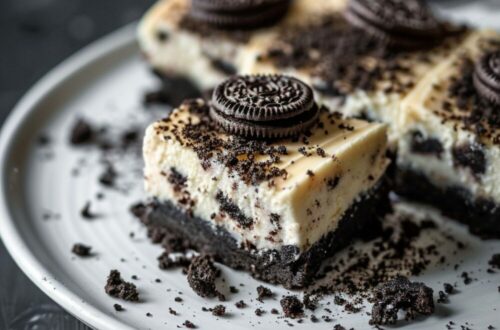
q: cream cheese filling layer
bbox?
[398,30,500,203]
[398,122,500,204]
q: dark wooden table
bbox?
[0,1,152,328]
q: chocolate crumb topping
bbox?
[262,15,465,98]
[326,176,341,191]
[166,99,292,185]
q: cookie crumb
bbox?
[211,305,226,316]
[255,308,264,316]
[489,253,500,269]
[183,320,196,329]
[187,255,221,298]
[81,201,97,219]
[256,285,273,302]
[70,119,94,145]
[443,283,454,294]
[369,276,434,325]
[104,270,139,302]
[71,243,92,257]
[235,300,247,309]
[113,304,124,312]
[280,295,304,319]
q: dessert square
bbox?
[142,91,390,287]
[138,0,469,141]
[396,30,500,238]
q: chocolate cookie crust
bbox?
[142,177,390,289]
[395,167,500,239]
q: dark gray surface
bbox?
[0,1,152,329]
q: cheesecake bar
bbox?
[142,75,390,288]
[138,0,348,90]
[138,0,468,141]
[396,30,500,238]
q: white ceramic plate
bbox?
[0,22,499,330]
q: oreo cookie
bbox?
[473,51,500,105]
[189,0,290,29]
[210,75,319,139]
[344,0,444,49]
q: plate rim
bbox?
[0,23,139,330]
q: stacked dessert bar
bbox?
[139,0,500,286]
[138,0,469,140]
[143,75,390,288]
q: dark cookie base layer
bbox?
[395,167,500,239]
[144,178,390,289]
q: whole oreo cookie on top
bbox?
[345,0,444,49]
[192,0,288,12]
[473,51,500,105]
[210,75,320,139]
[189,0,290,29]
